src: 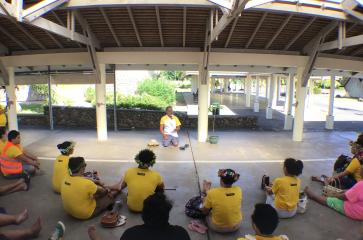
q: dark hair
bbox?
[135,149,156,167]
[57,141,74,155]
[8,130,20,142]
[142,192,172,227]
[356,133,363,147]
[252,203,279,235]
[0,127,6,137]
[68,157,86,174]
[165,106,172,112]
[284,158,303,176]
[218,169,240,186]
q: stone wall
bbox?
[18,106,258,129]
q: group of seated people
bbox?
[0,124,362,239]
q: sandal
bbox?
[102,215,127,228]
[188,220,207,234]
[22,173,31,191]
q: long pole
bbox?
[47,66,54,130]
[113,65,117,131]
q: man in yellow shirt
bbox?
[200,169,242,233]
[52,141,75,193]
[61,157,114,220]
[116,149,164,212]
[160,106,181,147]
[0,104,7,128]
[237,204,289,240]
[0,127,7,153]
[1,130,40,179]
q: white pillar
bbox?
[325,75,336,130]
[284,73,295,130]
[223,78,229,93]
[271,75,278,108]
[5,67,18,130]
[191,75,198,94]
[266,74,276,119]
[276,76,281,103]
[293,67,308,142]
[265,78,268,98]
[95,64,108,141]
[245,74,252,108]
[211,78,216,93]
[198,66,209,142]
[254,76,260,112]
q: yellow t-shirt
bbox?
[124,167,163,212]
[61,175,97,220]
[204,186,242,228]
[4,144,23,158]
[346,158,362,181]
[238,235,284,240]
[160,115,181,138]
[0,140,6,154]
[0,105,6,127]
[52,155,70,193]
[272,176,300,211]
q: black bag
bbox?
[185,196,204,219]
[333,155,351,173]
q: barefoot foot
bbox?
[27,217,42,238]
[15,209,28,225]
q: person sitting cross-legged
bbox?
[114,149,164,213]
[305,155,363,221]
[200,169,242,233]
[160,106,181,147]
[1,130,40,179]
[0,128,7,153]
[52,141,75,193]
[61,157,116,220]
[87,192,191,240]
[0,209,42,240]
[237,203,289,240]
[264,158,303,219]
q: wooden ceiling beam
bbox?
[265,14,292,49]
[100,7,121,47]
[183,7,186,47]
[224,17,238,48]
[155,6,164,47]
[284,17,316,51]
[0,25,29,50]
[127,6,143,47]
[245,12,267,49]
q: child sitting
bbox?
[264,158,303,218]
[116,149,164,212]
[237,203,289,240]
[200,169,242,233]
[52,141,75,193]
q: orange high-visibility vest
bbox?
[0,141,23,175]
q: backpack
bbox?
[333,155,351,173]
[185,196,204,219]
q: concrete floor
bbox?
[0,129,362,240]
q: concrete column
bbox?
[198,66,210,142]
[211,77,216,93]
[265,78,268,98]
[191,75,198,94]
[325,75,336,130]
[293,67,308,142]
[5,67,18,130]
[245,74,252,108]
[47,71,54,130]
[254,76,260,112]
[276,76,281,103]
[271,75,278,108]
[95,64,108,141]
[284,73,295,130]
[266,74,276,119]
[223,78,229,93]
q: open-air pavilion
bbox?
[0,0,362,240]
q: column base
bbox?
[284,114,294,130]
[266,107,273,119]
[325,115,334,130]
[254,102,259,112]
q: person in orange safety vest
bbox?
[1,130,40,179]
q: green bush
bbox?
[137,79,175,105]
[31,84,58,104]
[313,85,322,94]
[84,86,95,103]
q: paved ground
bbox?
[0,129,362,240]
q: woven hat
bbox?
[148,139,159,147]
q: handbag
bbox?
[322,178,343,197]
[185,196,204,219]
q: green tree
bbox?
[160,71,186,81]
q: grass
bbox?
[19,103,44,114]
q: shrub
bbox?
[30,84,58,104]
[313,85,322,94]
[137,79,175,105]
[105,94,166,110]
[84,86,95,103]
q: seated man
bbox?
[0,128,7,153]
[116,149,164,212]
[160,106,181,147]
[237,204,289,240]
[88,192,191,240]
[1,130,40,179]
[61,157,115,220]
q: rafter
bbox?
[45,31,63,48]
[127,6,143,47]
[245,12,267,49]
[284,17,316,51]
[0,41,8,55]
[320,34,363,51]
[23,0,69,22]
[335,22,358,54]
[265,14,292,49]
[73,10,100,49]
[303,21,338,54]
[183,7,186,48]
[0,25,28,50]
[51,10,83,47]
[224,17,238,48]
[13,22,46,49]
[209,0,249,44]
[0,59,9,85]
[100,8,121,47]
[352,46,363,56]
[155,6,164,47]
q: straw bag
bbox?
[322,178,343,197]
